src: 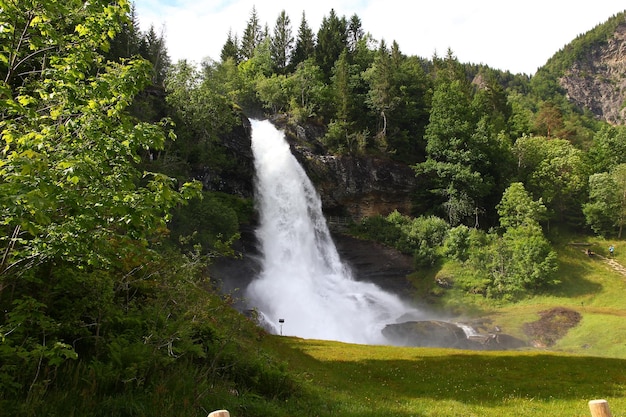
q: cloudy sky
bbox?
[132,0,624,75]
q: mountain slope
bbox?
[549,12,626,124]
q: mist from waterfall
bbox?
[245,119,420,345]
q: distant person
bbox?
[609,245,615,257]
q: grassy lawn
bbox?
[263,336,626,417]
[251,235,626,417]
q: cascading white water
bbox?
[245,119,419,345]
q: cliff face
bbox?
[279,118,417,219]
[559,17,626,125]
[200,114,417,219]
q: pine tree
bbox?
[271,10,294,74]
[240,6,262,60]
[291,11,315,69]
[315,9,347,79]
[414,53,485,224]
[140,25,171,85]
[107,3,142,60]
[220,29,240,63]
[347,14,364,53]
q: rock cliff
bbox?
[276,116,417,219]
[198,114,417,219]
[559,16,626,125]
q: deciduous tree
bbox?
[583,164,626,237]
[0,0,200,394]
[513,136,588,223]
[497,182,547,229]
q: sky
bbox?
[132,0,625,75]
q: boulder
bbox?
[382,320,528,350]
[382,321,469,348]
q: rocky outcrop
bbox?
[559,17,626,125]
[276,117,417,218]
[383,321,469,348]
[333,234,415,297]
[382,320,528,350]
[303,154,417,218]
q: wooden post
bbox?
[589,399,612,417]
[208,410,230,417]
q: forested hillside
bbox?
[1,2,626,415]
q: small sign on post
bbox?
[589,399,612,417]
[278,318,285,335]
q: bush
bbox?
[443,225,472,261]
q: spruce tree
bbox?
[271,10,294,73]
[315,9,347,80]
[240,6,262,60]
[141,25,171,85]
[291,11,315,69]
[220,29,240,63]
[347,14,364,53]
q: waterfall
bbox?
[245,119,418,345]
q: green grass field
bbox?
[245,236,626,417]
[261,336,626,417]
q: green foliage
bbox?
[460,226,558,300]
[583,164,626,238]
[284,59,328,122]
[443,224,472,262]
[163,59,242,183]
[512,136,588,223]
[498,225,559,293]
[450,184,558,299]
[587,124,626,173]
[351,211,449,267]
[0,0,209,408]
[352,204,558,298]
[497,182,547,229]
[414,55,515,225]
[257,73,290,112]
[291,12,316,69]
[270,10,294,74]
[322,119,368,155]
[220,29,241,64]
[169,191,252,254]
[1,0,199,272]
[315,9,348,79]
[240,6,263,61]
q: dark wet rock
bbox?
[333,233,414,297]
[383,321,469,348]
[382,320,528,350]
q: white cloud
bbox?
[133,0,625,74]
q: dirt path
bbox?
[577,245,626,277]
[601,256,626,276]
